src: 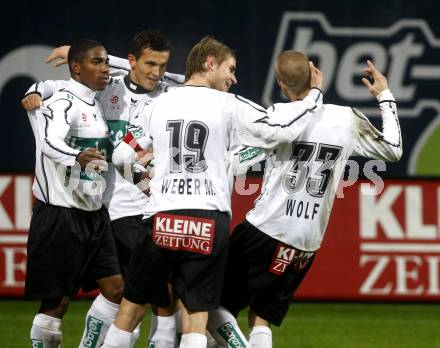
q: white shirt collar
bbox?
[66,78,97,104]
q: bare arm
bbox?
[45,45,70,67]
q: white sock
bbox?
[148,313,176,348]
[207,306,249,347]
[30,313,62,348]
[248,326,272,348]
[101,323,131,348]
[175,309,182,347]
[206,330,220,348]
[79,294,120,348]
[129,322,141,348]
[179,333,207,348]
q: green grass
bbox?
[0,300,439,347]
[414,120,440,175]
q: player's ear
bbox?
[206,55,216,72]
[277,78,285,91]
[71,60,81,75]
[277,79,289,99]
[128,54,137,69]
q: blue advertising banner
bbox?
[1,0,439,177]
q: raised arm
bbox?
[231,87,322,149]
[353,60,402,161]
[231,63,323,149]
[45,45,70,67]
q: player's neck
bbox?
[185,73,211,88]
[288,88,310,101]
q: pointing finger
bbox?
[361,77,373,91]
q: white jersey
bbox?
[245,89,402,251]
[112,86,323,216]
[98,74,178,220]
[26,59,183,220]
[27,78,109,211]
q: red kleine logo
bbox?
[81,113,87,122]
[269,244,295,275]
[269,244,313,275]
[152,213,215,255]
[111,95,119,104]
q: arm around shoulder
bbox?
[38,99,81,166]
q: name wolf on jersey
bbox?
[263,12,440,108]
[161,178,215,196]
[285,199,320,220]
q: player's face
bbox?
[78,46,109,91]
[212,55,237,92]
[130,48,170,91]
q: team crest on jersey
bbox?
[109,95,120,111]
[152,214,215,254]
[80,112,90,128]
[143,98,153,107]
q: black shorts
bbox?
[25,200,121,300]
[220,220,315,326]
[111,215,145,277]
[124,209,230,311]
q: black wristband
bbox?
[24,91,42,98]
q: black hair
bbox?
[129,29,171,59]
[67,38,104,72]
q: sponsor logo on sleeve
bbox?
[238,147,262,163]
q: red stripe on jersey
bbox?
[123,132,143,152]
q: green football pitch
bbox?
[0,300,439,347]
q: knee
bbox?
[99,275,124,303]
[39,296,70,318]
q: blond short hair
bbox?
[275,50,311,95]
[185,36,235,80]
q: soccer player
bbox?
[24,38,124,348]
[219,51,402,347]
[21,30,183,348]
[103,37,323,348]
